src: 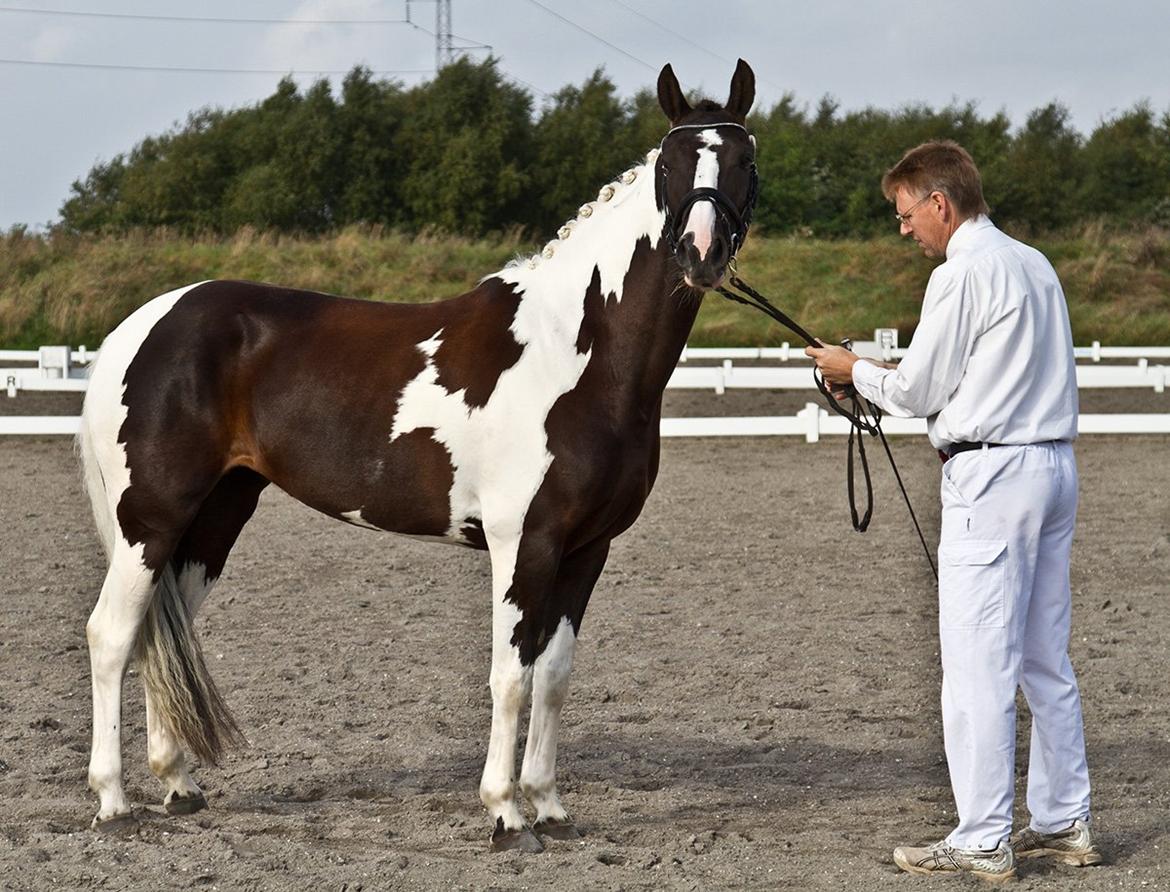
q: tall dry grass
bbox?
[1,223,1167,348]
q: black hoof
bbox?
[164,791,208,816]
[92,812,138,835]
[533,818,582,841]
[490,818,545,853]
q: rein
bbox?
[715,275,938,580]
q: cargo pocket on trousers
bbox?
[938,539,1007,629]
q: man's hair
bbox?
[881,140,990,219]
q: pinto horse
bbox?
[79,60,757,851]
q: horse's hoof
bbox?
[490,819,545,854]
[164,792,208,816]
[533,818,582,841]
[91,812,138,835]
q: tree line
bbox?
[58,58,1170,239]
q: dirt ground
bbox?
[1,388,1168,891]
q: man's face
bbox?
[894,186,947,258]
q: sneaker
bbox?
[893,839,1017,884]
[1011,819,1103,867]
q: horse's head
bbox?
[656,60,757,291]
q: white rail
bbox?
[666,362,1169,393]
[6,355,1168,397]
[661,406,1170,441]
[679,341,1170,363]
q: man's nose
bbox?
[900,221,913,236]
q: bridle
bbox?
[657,122,759,260]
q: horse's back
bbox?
[82,279,512,541]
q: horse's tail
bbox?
[135,565,245,765]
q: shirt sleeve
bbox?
[851,268,976,419]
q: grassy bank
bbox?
[1,223,1168,348]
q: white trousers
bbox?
[937,441,1091,850]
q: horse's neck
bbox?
[492,150,699,406]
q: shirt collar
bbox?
[945,214,994,260]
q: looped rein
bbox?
[657,122,759,259]
[715,275,938,579]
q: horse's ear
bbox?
[725,59,756,120]
[657,63,692,124]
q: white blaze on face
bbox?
[682,129,723,261]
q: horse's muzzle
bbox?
[678,231,730,290]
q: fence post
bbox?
[798,402,821,443]
[716,359,731,395]
[38,346,71,380]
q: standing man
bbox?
[807,141,1100,884]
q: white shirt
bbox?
[851,216,1078,450]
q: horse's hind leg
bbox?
[521,538,610,840]
[144,468,268,814]
[87,536,178,830]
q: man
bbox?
[807,141,1100,884]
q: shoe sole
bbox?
[894,851,1017,884]
[1016,847,1104,867]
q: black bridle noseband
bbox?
[657,122,759,259]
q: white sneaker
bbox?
[1011,818,1103,867]
[893,838,1017,884]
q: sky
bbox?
[1,0,1168,231]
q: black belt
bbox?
[938,441,1001,463]
[940,440,1062,462]
[947,441,1003,458]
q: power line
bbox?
[519,0,657,74]
[604,0,786,94]
[0,55,544,95]
[0,4,536,95]
[0,5,410,25]
[0,57,432,76]
[606,0,735,67]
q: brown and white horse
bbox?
[79,61,757,851]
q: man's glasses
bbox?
[894,193,933,225]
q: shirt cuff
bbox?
[851,358,888,407]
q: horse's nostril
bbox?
[711,239,727,265]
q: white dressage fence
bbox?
[3,341,1169,439]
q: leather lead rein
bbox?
[714,276,938,580]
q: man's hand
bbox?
[805,343,859,387]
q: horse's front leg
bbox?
[521,538,611,841]
[479,527,561,853]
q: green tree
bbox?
[395,58,534,233]
[1080,103,1170,222]
[989,103,1082,231]
[333,67,409,226]
[530,70,649,232]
